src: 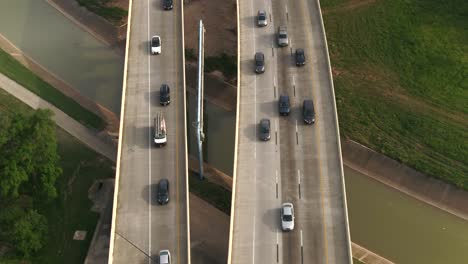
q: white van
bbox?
[154,112,167,147]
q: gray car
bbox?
[277,26,289,47]
[254,52,265,73]
[259,119,271,141]
[257,10,268,27]
[278,95,290,116]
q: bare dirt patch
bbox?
[184,0,237,57]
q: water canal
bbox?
[0,0,123,114]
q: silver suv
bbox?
[277,26,289,47]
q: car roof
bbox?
[296,49,304,54]
[161,84,170,91]
[255,52,264,60]
[260,118,270,125]
[159,178,169,188]
[282,203,293,214]
[280,95,289,101]
[258,10,266,15]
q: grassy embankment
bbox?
[0,90,115,264]
[77,0,128,25]
[353,259,365,264]
[321,0,468,188]
[185,48,237,79]
[0,48,105,130]
[189,172,231,214]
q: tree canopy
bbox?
[0,109,61,199]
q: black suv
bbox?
[259,119,271,141]
[254,52,265,73]
[157,178,169,205]
[278,95,290,116]
[160,84,170,105]
[295,49,306,66]
[303,99,316,124]
[163,0,173,10]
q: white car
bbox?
[151,35,161,55]
[159,249,171,264]
[281,203,295,231]
[257,10,267,27]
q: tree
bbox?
[12,209,48,257]
[0,109,61,200]
[28,110,62,200]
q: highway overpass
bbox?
[228,0,352,263]
[108,0,190,263]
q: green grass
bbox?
[76,0,127,25]
[0,48,105,130]
[322,0,468,188]
[0,90,115,263]
[189,172,231,215]
[353,258,365,264]
[205,53,237,79]
[185,48,197,61]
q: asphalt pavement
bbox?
[229,0,352,263]
[110,0,189,263]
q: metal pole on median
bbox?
[196,20,205,180]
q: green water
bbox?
[345,166,468,264]
[0,0,123,114]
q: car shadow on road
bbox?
[135,125,153,149]
[141,183,158,205]
[242,123,258,142]
[262,207,281,232]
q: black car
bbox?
[163,0,173,10]
[278,95,290,116]
[157,178,169,205]
[254,52,265,73]
[160,84,170,105]
[295,49,306,66]
[259,119,271,141]
[303,99,316,124]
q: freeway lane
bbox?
[229,0,352,263]
[110,0,189,263]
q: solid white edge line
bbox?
[147,0,152,259]
[180,0,191,261]
[315,0,353,261]
[226,0,241,260]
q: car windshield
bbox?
[279,33,287,39]
[256,59,263,66]
[259,14,266,20]
[283,214,293,221]
[152,38,160,47]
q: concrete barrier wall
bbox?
[342,139,468,221]
[107,0,134,261]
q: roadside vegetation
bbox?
[76,0,128,25]
[189,172,231,215]
[0,90,115,263]
[205,53,237,79]
[0,48,105,130]
[322,0,468,188]
[353,259,365,264]
[185,49,237,80]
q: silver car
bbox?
[277,26,289,47]
[159,249,171,264]
[257,10,267,27]
[281,203,295,231]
